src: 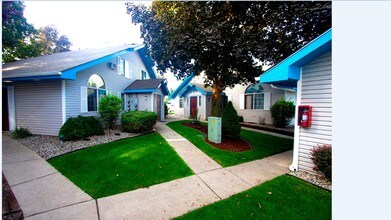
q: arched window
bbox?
[87,74,106,111]
[245,83,264,109]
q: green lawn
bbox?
[48,132,193,199]
[166,120,293,167]
[175,175,331,220]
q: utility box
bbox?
[208,116,221,144]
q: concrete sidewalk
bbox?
[2,134,98,219]
[3,116,292,220]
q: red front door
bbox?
[190,97,197,118]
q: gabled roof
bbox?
[169,73,194,99]
[2,44,157,81]
[124,79,169,95]
[179,83,213,98]
[260,29,332,87]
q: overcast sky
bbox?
[24,1,182,90]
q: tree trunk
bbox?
[211,83,223,117]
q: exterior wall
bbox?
[119,51,150,80]
[172,96,184,117]
[224,83,285,124]
[296,52,332,173]
[14,81,62,136]
[182,90,210,120]
[65,50,143,118]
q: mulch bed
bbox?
[182,122,251,152]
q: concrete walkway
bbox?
[2,116,292,220]
[2,134,98,219]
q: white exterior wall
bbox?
[65,50,148,119]
[224,83,285,124]
[295,52,332,173]
[14,81,62,136]
[182,90,207,120]
[172,96,185,117]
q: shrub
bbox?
[310,144,332,180]
[190,108,200,125]
[221,101,241,139]
[59,116,104,141]
[270,98,295,128]
[239,115,244,122]
[98,94,122,130]
[12,127,32,139]
[121,111,158,133]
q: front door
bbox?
[2,88,9,131]
[157,94,162,121]
[190,96,197,118]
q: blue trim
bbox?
[260,29,332,86]
[179,84,212,98]
[60,48,134,80]
[136,47,157,79]
[160,80,170,96]
[123,88,157,93]
[3,74,62,82]
[169,74,194,99]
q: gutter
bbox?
[270,84,297,93]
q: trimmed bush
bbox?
[221,101,241,139]
[12,127,32,139]
[164,103,168,117]
[270,98,295,128]
[98,94,122,130]
[239,115,244,123]
[311,144,332,180]
[121,111,158,133]
[59,116,104,141]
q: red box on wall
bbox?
[298,105,312,127]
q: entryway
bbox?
[190,96,197,118]
[2,88,9,131]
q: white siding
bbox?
[297,52,332,173]
[14,81,62,136]
[224,83,285,124]
[65,51,139,118]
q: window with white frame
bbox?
[244,83,264,109]
[118,57,125,76]
[179,98,184,108]
[87,74,106,111]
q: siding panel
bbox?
[14,81,62,136]
[297,52,332,173]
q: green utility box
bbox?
[208,116,221,144]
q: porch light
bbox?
[144,96,147,100]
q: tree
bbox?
[98,94,122,134]
[270,99,295,128]
[221,101,241,139]
[126,2,331,116]
[38,25,72,55]
[2,1,40,63]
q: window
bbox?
[179,98,184,108]
[87,74,106,111]
[199,96,201,106]
[141,70,147,80]
[244,83,264,110]
[118,57,125,76]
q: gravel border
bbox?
[9,129,146,160]
[287,171,332,191]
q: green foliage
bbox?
[221,101,241,139]
[2,1,72,63]
[98,94,122,129]
[59,116,104,141]
[311,144,332,180]
[270,99,295,128]
[126,2,331,116]
[239,115,244,123]
[48,133,193,198]
[175,175,331,220]
[11,127,32,139]
[121,111,158,133]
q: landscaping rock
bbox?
[288,171,331,191]
[10,129,138,160]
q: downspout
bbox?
[289,69,302,172]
